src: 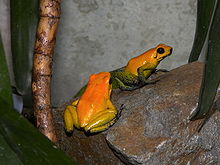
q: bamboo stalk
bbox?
[32,0,61,142]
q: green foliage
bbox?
[189,0,220,120]
[0,134,22,165]
[0,110,75,165]
[0,33,76,164]
[0,34,21,164]
[188,0,215,63]
[0,35,13,109]
[10,0,38,106]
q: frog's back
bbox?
[77,72,111,126]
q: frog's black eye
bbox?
[157,47,165,54]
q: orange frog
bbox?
[64,72,117,133]
[110,44,173,90]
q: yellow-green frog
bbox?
[64,72,117,133]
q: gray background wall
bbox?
[1,0,197,106]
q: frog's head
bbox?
[153,44,173,62]
[89,72,111,86]
[88,72,112,96]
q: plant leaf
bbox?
[0,34,13,109]
[190,0,220,120]
[0,34,21,164]
[188,0,216,63]
[0,110,76,165]
[10,0,38,105]
[0,133,23,165]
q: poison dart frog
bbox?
[110,44,173,90]
[64,72,117,133]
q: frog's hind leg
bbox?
[64,99,80,132]
[84,100,118,133]
[87,117,118,133]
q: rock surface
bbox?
[54,62,220,164]
[107,62,220,164]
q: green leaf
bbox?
[188,0,215,63]
[10,0,38,105]
[0,110,76,165]
[190,0,220,120]
[0,34,13,108]
[0,33,20,164]
[0,134,22,165]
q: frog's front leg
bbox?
[137,62,157,84]
[84,100,118,133]
[64,99,80,132]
